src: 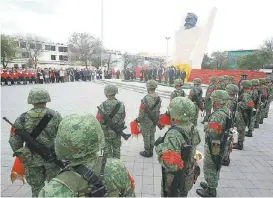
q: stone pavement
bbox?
[1,81,273,197]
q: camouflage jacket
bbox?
[38,157,136,197]
[204,106,230,140]
[188,86,203,106]
[8,107,62,167]
[238,92,255,110]
[205,84,216,99]
[252,88,260,108]
[217,83,226,90]
[170,88,186,100]
[137,92,161,126]
[97,99,126,139]
[226,97,238,113]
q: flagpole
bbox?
[101,0,104,79]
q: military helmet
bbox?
[218,76,225,82]
[174,79,184,86]
[225,84,239,95]
[210,90,230,104]
[229,76,234,81]
[27,88,51,104]
[168,97,195,121]
[146,80,158,89]
[193,78,202,85]
[210,77,216,83]
[266,77,271,83]
[104,84,118,96]
[241,80,252,89]
[223,75,229,80]
[55,114,105,161]
[251,79,259,86]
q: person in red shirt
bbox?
[6,69,12,86]
[1,69,7,85]
[31,69,36,84]
[18,69,24,84]
[12,70,19,85]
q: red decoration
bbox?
[130,121,140,136]
[161,150,184,169]
[208,122,222,134]
[140,104,145,111]
[247,101,254,107]
[96,113,101,123]
[11,157,25,184]
[158,114,171,125]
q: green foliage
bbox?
[201,51,231,70]
[237,52,264,70]
[1,35,16,68]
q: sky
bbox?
[1,0,273,55]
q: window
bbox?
[59,55,68,61]
[22,64,26,69]
[29,43,35,49]
[51,55,56,60]
[22,52,29,58]
[63,47,68,52]
[20,42,26,48]
[59,55,63,60]
[58,46,63,52]
[36,43,42,50]
[45,45,51,50]
[51,45,56,51]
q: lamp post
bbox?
[165,37,170,68]
[101,0,104,79]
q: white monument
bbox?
[172,7,217,74]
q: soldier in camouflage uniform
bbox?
[245,79,260,137]
[229,76,235,84]
[223,75,229,88]
[201,77,217,124]
[233,80,254,150]
[217,76,225,90]
[96,84,126,159]
[222,84,239,166]
[38,114,136,197]
[196,90,231,197]
[170,78,186,101]
[155,97,201,197]
[136,80,162,157]
[264,77,273,119]
[8,88,62,197]
[258,78,268,124]
[188,78,203,126]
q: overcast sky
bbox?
[1,0,273,55]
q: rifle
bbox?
[97,106,131,140]
[3,117,64,169]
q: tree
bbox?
[1,35,16,68]
[259,37,273,64]
[89,54,107,69]
[237,52,264,70]
[122,53,142,70]
[68,33,102,67]
[201,53,212,69]
[104,52,118,71]
[210,51,228,69]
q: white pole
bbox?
[165,37,170,68]
[101,0,104,79]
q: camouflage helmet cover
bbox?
[259,78,266,84]
[210,90,230,104]
[241,80,252,89]
[168,97,195,121]
[27,88,51,104]
[146,79,158,89]
[104,84,118,96]
[218,76,225,82]
[210,77,216,83]
[225,84,239,95]
[266,77,271,83]
[193,78,202,85]
[251,79,259,86]
[174,79,184,86]
[55,114,105,161]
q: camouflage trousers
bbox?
[103,137,121,159]
[141,124,156,152]
[204,99,212,122]
[191,104,199,126]
[264,99,272,117]
[203,143,220,188]
[235,111,247,143]
[222,135,233,162]
[248,113,256,132]
[255,106,262,126]
[25,163,60,197]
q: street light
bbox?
[101,0,104,79]
[165,37,170,68]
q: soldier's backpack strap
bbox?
[102,100,121,120]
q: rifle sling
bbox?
[143,96,160,123]
[102,101,121,120]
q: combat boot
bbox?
[200,182,208,189]
[265,114,268,118]
[260,119,263,124]
[140,150,152,158]
[233,142,243,150]
[196,187,216,197]
[221,157,230,166]
[245,130,253,137]
[254,124,259,128]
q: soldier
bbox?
[135,80,162,157]
[238,74,248,96]
[170,79,186,101]
[255,78,265,126]
[1,69,7,85]
[96,85,126,159]
[233,80,254,150]
[196,90,231,197]
[188,78,204,126]
[223,75,229,88]
[38,114,136,197]
[264,77,273,119]
[257,78,268,124]
[8,88,62,197]
[217,76,225,90]
[228,76,235,85]
[201,77,217,124]
[155,97,201,197]
[245,79,260,137]
[222,84,239,166]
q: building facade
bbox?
[226,49,256,69]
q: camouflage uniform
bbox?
[38,114,136,197]
[196,90,231,197]
[264,78,273,118]
[229,76,235,84]
[9,88,62,197]
[223,75,229,88]
[233,80,254,150]
[202,77,217,123]
[155,97,201,197]
[170,79,186,101]
[136,80,161,157]
[97,84,126,159]
[217,76,225,90]
[222,84,239,166]
[188,78,203,126]
[255,79,265,126]
[245,79,260,137]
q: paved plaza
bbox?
[1,80,273,197]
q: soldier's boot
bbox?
[200,182,208,189]
[233,142,243,150]
[260,119,263,124]
[196,187,216,197]
[245,130,253,137]
[254,123,259,128]
[265,114,268,118]
[140,150,152,158]
[221,157,230,166]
